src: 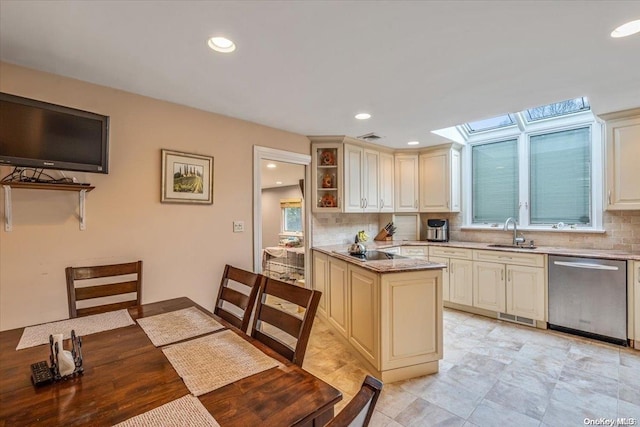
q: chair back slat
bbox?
[214,265,263,333]
[326,375,383,427]
[66,261,143,318]
[75,281,138,300]
[251,277,321,366]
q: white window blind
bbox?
[472,139,519,223]
[529,127,591,224]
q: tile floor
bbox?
[302,309,640,427]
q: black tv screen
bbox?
[0,92,109,174]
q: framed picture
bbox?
[161,149,214,204]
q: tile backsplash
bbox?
[313,211,640,252]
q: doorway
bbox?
[253,146,311,286]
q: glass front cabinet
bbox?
[312,142,342,213]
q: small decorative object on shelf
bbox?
[319,193,337,207]
[321,173,334,188]
[320,150,335,166]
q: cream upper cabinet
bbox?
[419,146,461,213]
[344,144,381,213]
[634,261,640,350]
[312,251,328,318]
[603,110,640,210]
[379,152,395,212]
[394,154,419,212]
[311,142,342,213]
[328,257,349,338]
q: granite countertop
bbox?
[313,241,640,262]
[312,245,446,273]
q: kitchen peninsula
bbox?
[312,246,446,382]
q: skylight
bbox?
[524,97,590,122]
[465,114,515,133]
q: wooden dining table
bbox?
[0,297,342,426]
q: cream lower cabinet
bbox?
[328,257,349,338]
[429,247,473,306]
[380,271,443,374]
[312,250,329,318]
[347,265,379,367]
[473,250,546,322]
[473,262,506,312]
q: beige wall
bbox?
[0,62,310,330]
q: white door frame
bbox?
[253,146,311,283]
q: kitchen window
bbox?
[463,99,602,231]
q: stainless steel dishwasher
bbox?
[548,255,627,346]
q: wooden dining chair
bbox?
[66,260,143,318]
[251,277,321,366]
[214,264,264,333]
[326,375,383,427]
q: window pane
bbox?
[530,127,591,224]
[472,140,519,223]
[283,207,302,232]
[466,114,515,132]
[525,97,590,121]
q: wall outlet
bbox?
[233,221,244,233]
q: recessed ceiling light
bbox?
[266,163,276,169]
[276,181,283,185]
[355,113,371,120]
[208,36,236,53]
[611,19,640,38]
[407,141,420,146]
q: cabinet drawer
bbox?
[429,246,473,260]
[473,250,544,267]
[401,246,428,257]
[378,246,401,255]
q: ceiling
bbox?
[261,160,304,189]
[1,1,639,149]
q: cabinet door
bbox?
[634,261,640,349]
[450,259,473,306]
[606,116,640,210]
[394,154,419,212]
[419,151,448,212]
[473,262,506,312]
[312,251,328,318]
[348,265,379,367]
[363,149,380,212]
[379,152,395,212]
[506,265,545,321]
[343,144,363,212]
[328,258,349,338]
[430,256,450,302]
[380,270,443,370]
[450,149,461,212]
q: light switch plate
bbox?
[233,221,244,233]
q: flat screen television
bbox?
[0,92,109,174]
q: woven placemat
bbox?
[113,394,220,427]
[163,330,280,396]
[17,309,135,350]
[137,307,224,347]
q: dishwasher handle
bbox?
[553,260,619,271]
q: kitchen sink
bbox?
[487,244,537,250]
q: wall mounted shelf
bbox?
[2,182,95,232]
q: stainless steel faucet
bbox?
[504,217,526,246]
